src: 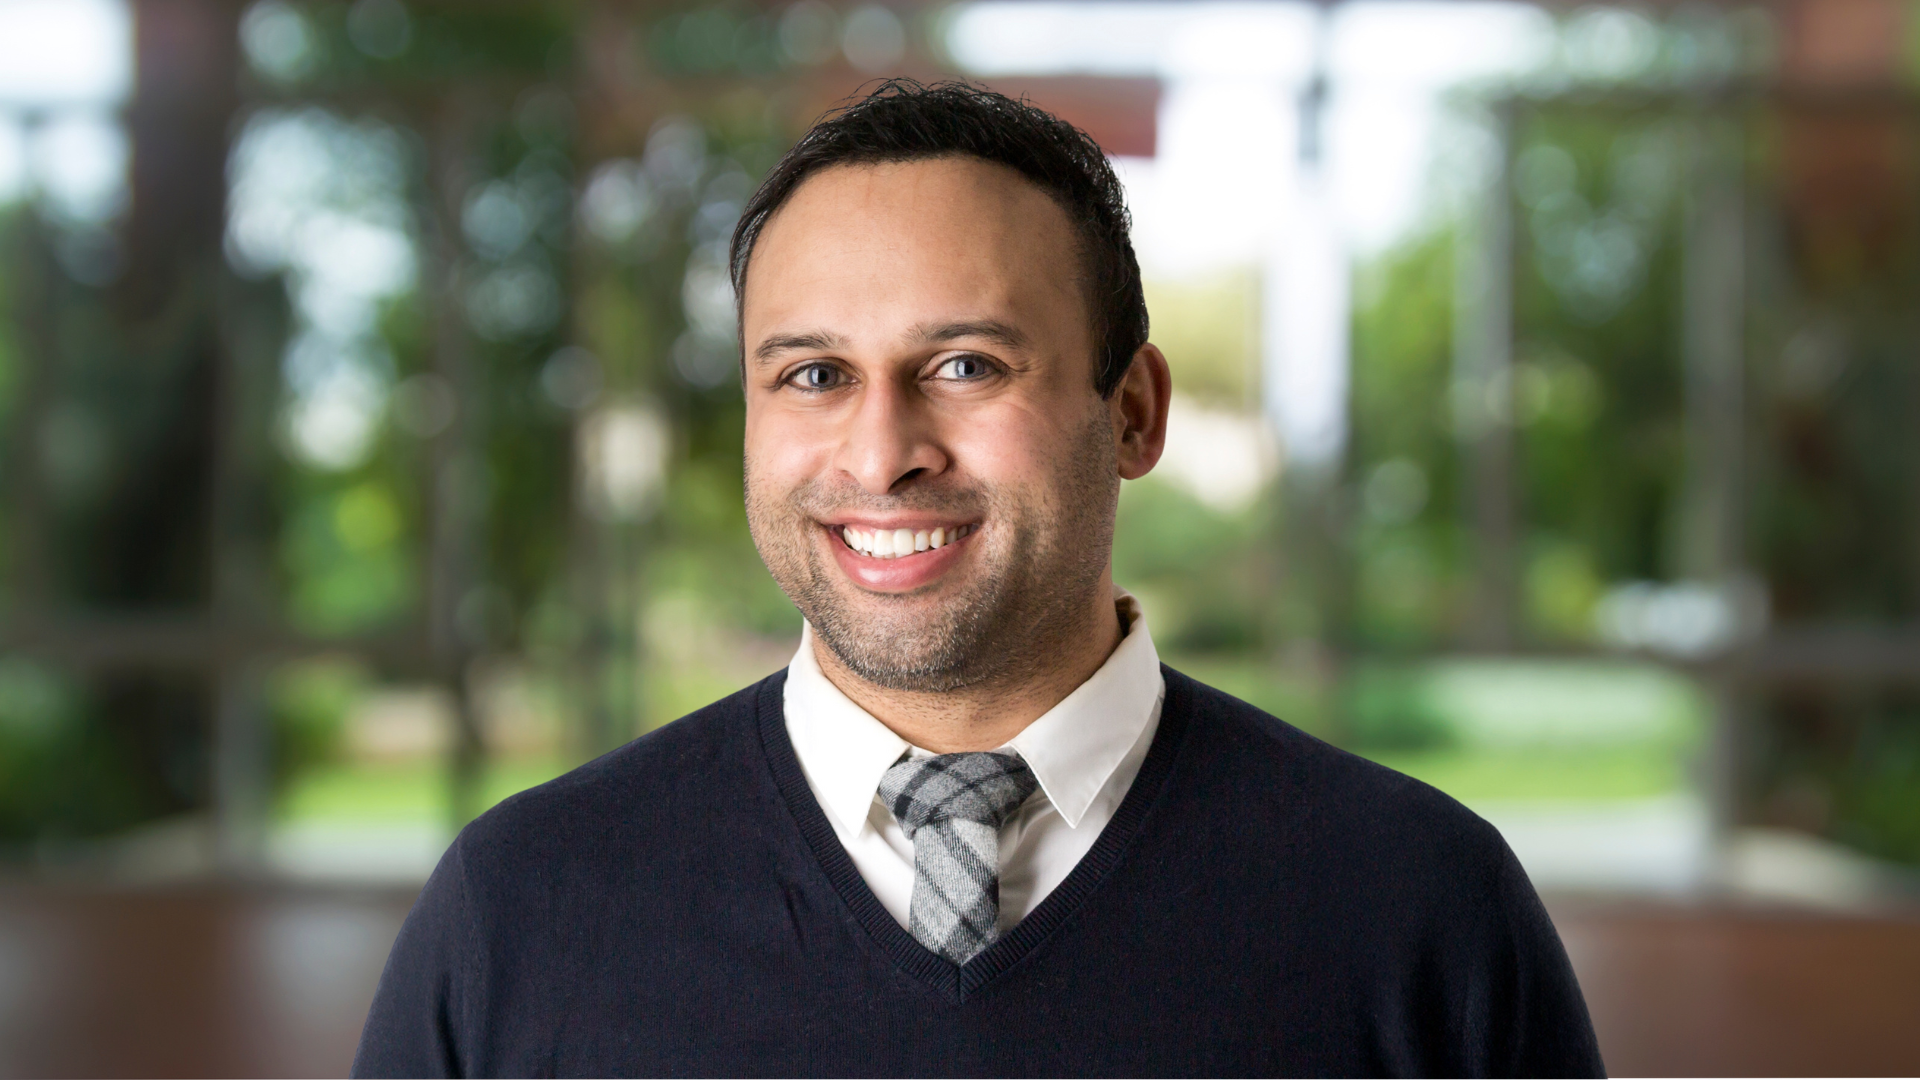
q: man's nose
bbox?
[833,376,949,495]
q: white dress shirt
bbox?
[783,589,1165,932]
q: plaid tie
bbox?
[877,750,1039,965]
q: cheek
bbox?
[745,406,835,493]
[945,402,1086,493]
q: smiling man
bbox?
[354,82,1604,1078]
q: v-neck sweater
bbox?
[782,590,1164,933]
[354,667,1604,1078]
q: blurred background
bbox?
[0,0,1917,1074]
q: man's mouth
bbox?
[833,523,979,560]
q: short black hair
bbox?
[729,79,1148,397]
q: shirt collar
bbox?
[1006,590,1161,827]
[782,626,910,837]
[782,588,1162,834]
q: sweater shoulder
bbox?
[1162,669,1597,1077]
[450,672,779,868]
[1165,666,1508,862]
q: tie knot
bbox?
[878,751,1039,838]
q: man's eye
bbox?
[935,355,991,380]
[791,363,843,390]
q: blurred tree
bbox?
[1348,226,1467,650]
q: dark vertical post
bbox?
[1681,100,1749,883]
[124,0,239,321]
[423,97,486,830]
[1454,100,1518,651]
[124,0,252,868]
[4,170,56,619]
[1271,0,1351,738]
[572,5,657,756]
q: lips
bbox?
[824,520,980,592]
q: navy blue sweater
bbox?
[354,667,1604,1077]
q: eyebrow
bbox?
[748,319,1031,364]
[752,330,848,363]
[909,320,1029,351]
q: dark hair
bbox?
[729,79,1148,397]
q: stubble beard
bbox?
[746,413,1119,695]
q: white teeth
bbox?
[843,523,975,559]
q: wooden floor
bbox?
[1,885,1917,1077]
[1555,900,1920,1077]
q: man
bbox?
[355,81,1604,1077]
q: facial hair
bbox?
[745,410,1119,694]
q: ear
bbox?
[1111,343,1172,481]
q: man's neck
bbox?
[812,579,1125,754]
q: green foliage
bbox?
[650,457,799,639]
[1760,695,1920,869]
[267,659,364,796]
[0,213,20,418]
[1348,107,1694,651]
[250,3,571,90]
[0,661,196,849]
[1749,305,1920,623]
[1348,226,1468,648]
[1113,476,1270,654]
[647,2,790,77]
[1525,536,1605,639]
[1344,664,1457,750]
[1350,521,1467,649]
[459,110,582,648]
[1832,729,1920,867]
[1163,656,1329,738]
[1350,227,1458,469]
[1513,109,1688,599]
[282,479,415,634]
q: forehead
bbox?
[741,157,1086,341]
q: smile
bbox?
[835,523,979,559]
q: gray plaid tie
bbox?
[877,750,1039,965]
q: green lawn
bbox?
[1166,655,1329,737]
[279,755,575,824]
[279,655,1699,825]
[1358,745,1688,803]
[1170,652,1698,804]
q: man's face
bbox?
[741,156,1120,693]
